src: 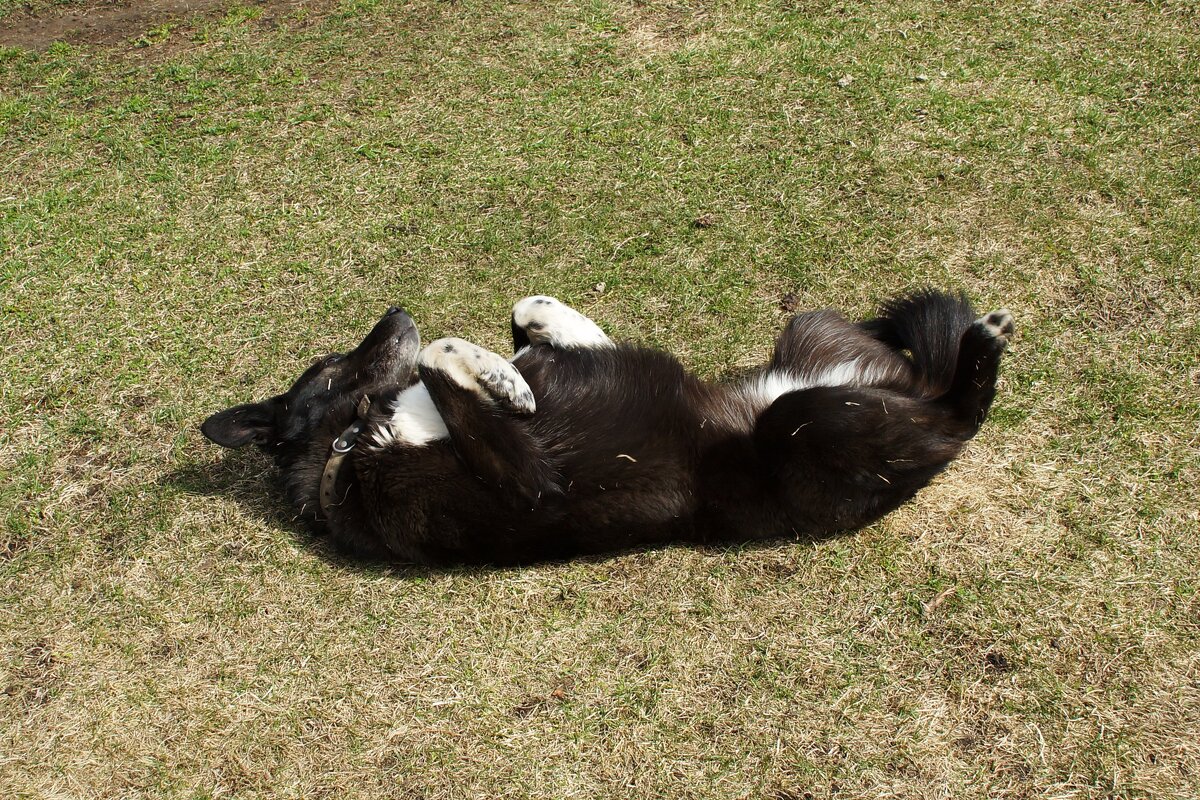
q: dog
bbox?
[201,290,1013,565]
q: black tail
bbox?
[862,289,977,397]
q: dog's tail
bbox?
[864,289,978,398]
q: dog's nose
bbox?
[385,306,405,317]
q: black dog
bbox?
[201,290,1013,565]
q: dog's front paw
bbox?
[977,309,1015,345]
[477,362,536,414]
[419,338,536,414]
[512,295,611,349]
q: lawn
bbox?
[1,0,1197,797]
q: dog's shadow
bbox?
[164,450,848,575]
[162,451,441,579]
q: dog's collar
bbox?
[318,398,373,519]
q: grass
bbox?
[0,0,148,24]
[2,0,1198,797]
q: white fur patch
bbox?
[512,295,611,349]
[370,382,450,447]
[742,359,891,409]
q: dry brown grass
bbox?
[2,0,1198,797]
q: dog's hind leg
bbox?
[511,296,611,351]
[939,309,1014,436]
[747,309,1013,535]
[750,385,967,535]
[417,337,561,507]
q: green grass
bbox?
[0,0,144,24]
[2,0,1198,797]
[0,0,68,22]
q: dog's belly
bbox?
[513,344,704,526]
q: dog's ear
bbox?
[201,400,279,448]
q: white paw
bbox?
[419,338,536,414]
[977,309,1015,344]
[512,295,611,349]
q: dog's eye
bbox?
[323,355,344,366]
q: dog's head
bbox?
[201,306,421,457]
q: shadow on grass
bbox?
[163,447,851,575]
[161,450,441,580]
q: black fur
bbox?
[201,291,1013,566]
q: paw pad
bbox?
[420,338,536,414]
[979,309,1015,342]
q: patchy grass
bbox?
[1,0,1198,797]
[0,0,145,25]
[0,0,70,22]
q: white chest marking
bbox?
[371,382,450,447]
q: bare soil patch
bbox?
[0,0,304,49]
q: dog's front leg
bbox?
[417,338,561,508]
[511,295,611,351]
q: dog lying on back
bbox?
[202,290,1013,565]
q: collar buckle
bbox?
[332,419,366,453]
[320,414,371,519]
